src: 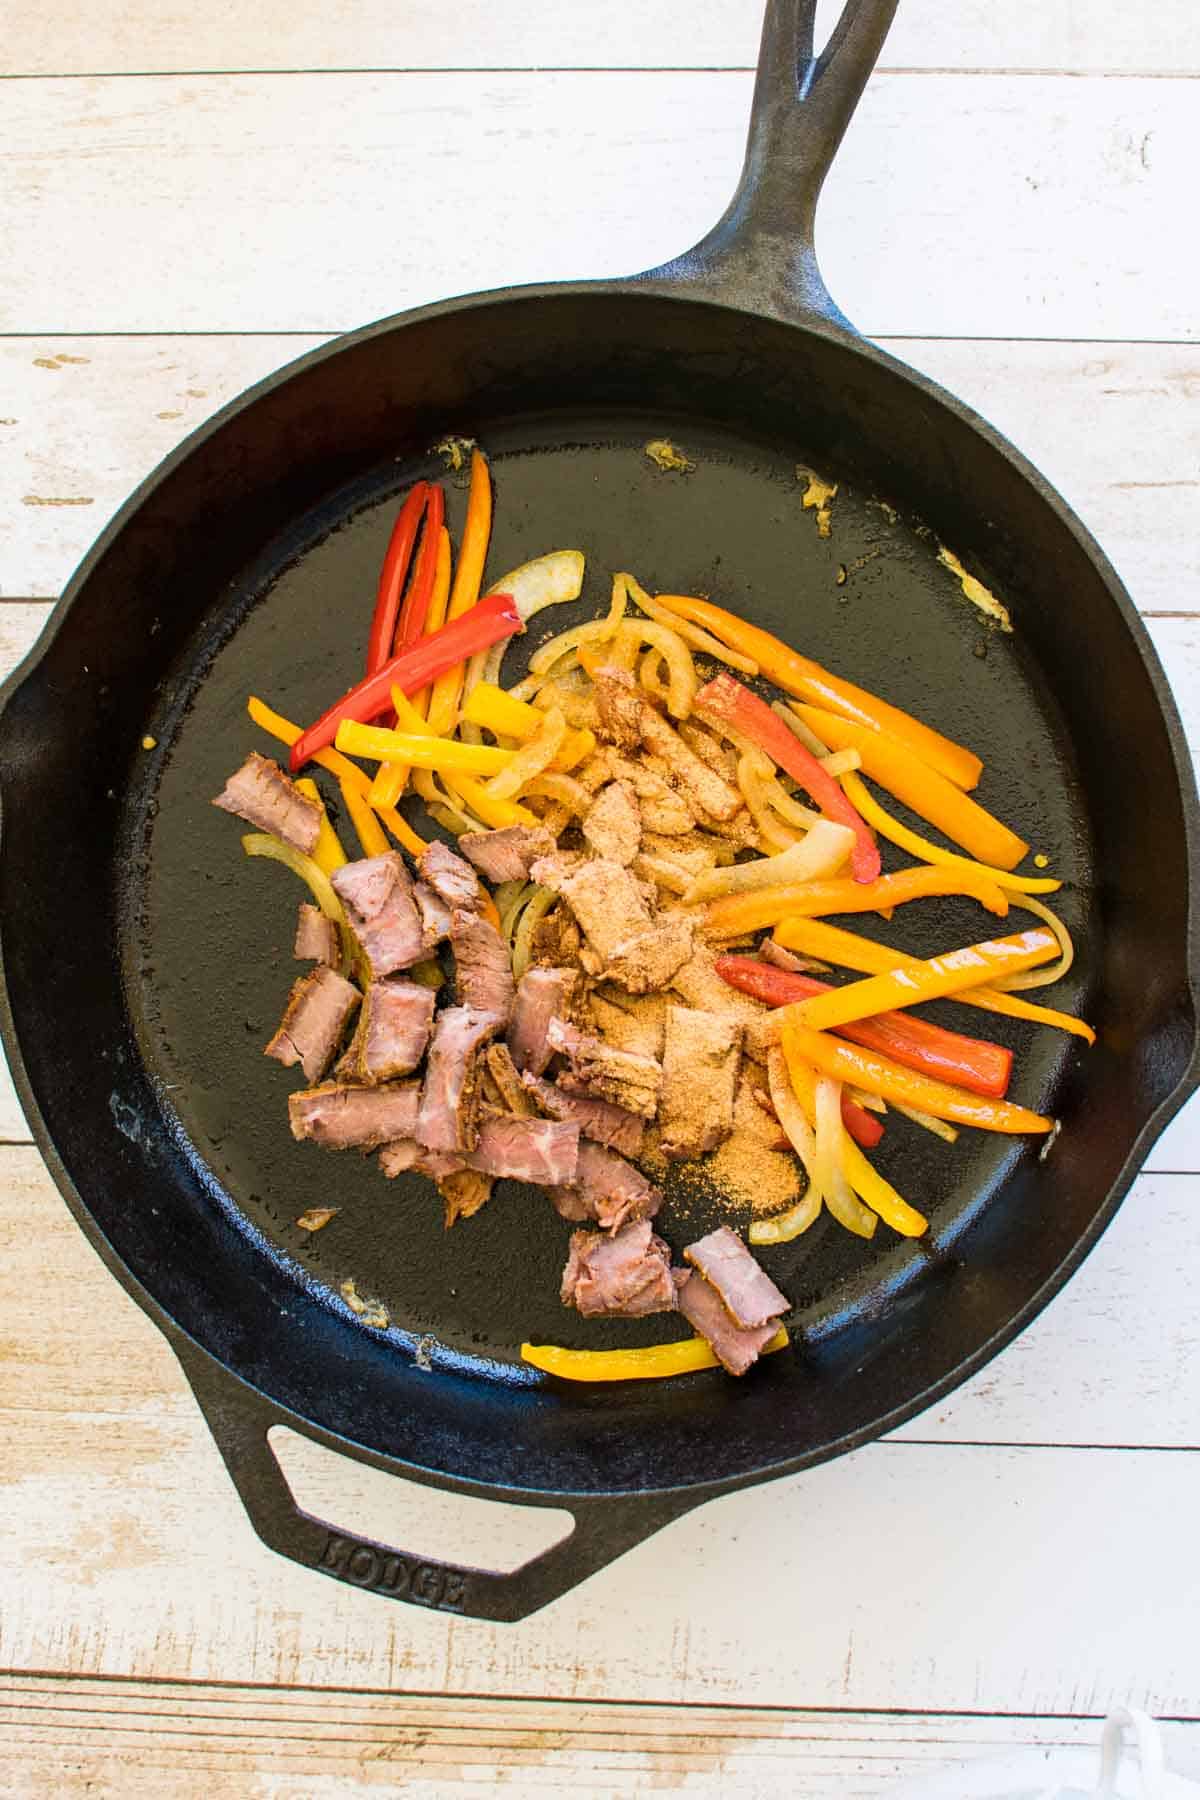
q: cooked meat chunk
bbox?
[521,1072,645,1158]
[683,1225,789,1329]
[439,1168,494,1228]
[507,966,578,1074]
[658,1004,742,1160]
[294,901,339,966]
[265,965,360,1083]
[547,1016,663,1119]
[671,941,773,1060]
[548,1140,661,1233]
[586,989,667,1060]
[638,706,741,821]
[470,1111,580,1185]
[526,907,584,971]
[289,1078,420,1149]
[678,720,739,781]
[458,825,556,884]
[582,781,641,866]
[413,881,453,950]
[377,1137,464,1180]
[604,912,695,995]
[332,853,425,978]
[591,665,644,751]
[605,751,696,836]
[212,751,321,854]
[484,1042,538,1115]
[449,908,514,1021]
[344,979,435,1083]
[760,939,816,974]
[560,1220,677,1317]
[674,1267,781,1377]
[532,855,647,961]
[416,1005,501,1152]
[641,833,720,876]
[417,839,482,912]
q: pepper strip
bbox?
[654,593,982,789]
[842,771,1061,896]
[425,447,494,734]
[521,1327,789,1382]
[781,1033,928,1236]
[702,865,1008,938]
[787,928,1058,1032]
[773,917,1095,1044]
[366,482,429,676]
[249,694,426,854]
[336,721,514,776]
[293,777,349,875]
[794,704,1028,871]
[784,1023,1053,1133]
[339,777,391,858]
[394,484,445,654]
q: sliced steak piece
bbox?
[416,1005,501,1152]
[683,1225,789,1329]
[440,1168,494,1228]
[638,705,742,821]
[548,1140,661,1233]
[289,1078,420,1149]
[377,1137,465,1180]
[417,839,482,911]
[521,1072,645,1158]
[606,752,696,837]
[674,1267,780,1377]
[547,1016,663,1119]
[485,1042,537,1115]
[560,1220,677,1317]
[590,665,644,750]
[507,966,578,1074]
[344,978,435,1083]
[413,880,453,950]
[532,856,650,963]
[459,824,556,884]
[658,1004,742,1160]
[671,942,772,1060]
[527,907,584,971]
[582,781,641,866]
[294,901,339,966]
[212,750,321,854]
[265,965,360,1083]
[332,853,425,978]
[604,912,695,995]
[449,907,514,1020]
[470,1111,580,1185]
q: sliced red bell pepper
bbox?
[840,1091,884,1150]
[695,672,880,883]
[394,484,445,655]
[716,953,1013,1099]
[366,482,429,676]
[289,592,522,773]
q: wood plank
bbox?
[6,0,1199,77]
[2,74,1197,339]
[3,1677,1200,1797]
[4,1142,1200,1711]
[3,336,1198,612]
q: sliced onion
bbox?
[814,1075,878,1238]
[996,895,1075,990]
[771,700,831,758]
[892,1102,958,1143]
[737,749,803,851]
[681,820,855,905]
[766,1047,823,1198]
[464,549,585,705]
[512,886,558,980]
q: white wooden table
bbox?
[2,5,1199,1792]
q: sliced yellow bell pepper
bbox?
[241,832,348,928]
[293,777,349,875]
[248,693,426,856]
[425,448,493,733]
[786,928,1058,1032]
[484,707,567,802]
[339,776,391,859]
[447,776,539,830]
[335,720,514,776]
[521,1327,789,1382]
[702,864,1008,938]
[460,680,596,770]
[842,771,1061,896]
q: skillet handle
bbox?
[172,1336,697,1624]
[637,0,898,330]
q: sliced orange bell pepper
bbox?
[793,704,1028,871]
[701,865,1008,938]
[653,593,982,789]
[339,776,391,859]
[842,771,1061,896]
[425,448,494,734]
[246,693,427,854]
[784,1022,1053,1133]
[786,928,1059,1032]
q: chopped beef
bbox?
[638,705,742,821]
[440,1168,494,1228]
[377,1137,464,1180]
[289,1078,421,1149]
[527,908,584,970]
[521,1072,645,1158]
[587,989,667,1060]
[548,1139,661,1233]
[484,1042,537,1115]
[674,1267,780,1377]
[294,901,339,966]
[459,825,556,884]
[560,1220,677,1317]
[683,1225,789,1329]
[212,751,321,854]
[658,1004,742,1160]
[641,832,719,876]
[417,839,482,911]
[416,1005,501,1152]
[413,881,453,950]
[470,1111,580,1185]
[590,665,644,751]
[671,941,773,1059]
[547,1016,663,1119]
[344,978,435,1083]
[582,781,641,866]
[265,965,360,1083]
[532,855,647,962]
[604,912,695,995]
[678,720,739,781]
[574,748,615,793]
[605,751,696,836]
[332,853,425,978]
[449,907,514,1020]
[507,966,578,1074]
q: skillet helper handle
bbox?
[639,0,899,330]
[173,1337,696,1623]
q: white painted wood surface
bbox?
[2,3,1199,1793]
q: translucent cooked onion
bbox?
[996,895,1075,990]
[681,819,855,905]
[512,886,558,980]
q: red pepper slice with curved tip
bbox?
[365,482,429,676]
[394,484,445,655]
[840,1092,884,1150]
[695,672,880,882]
[289,592,522,773]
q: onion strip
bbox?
[999,895,1075,989]
[512,886,558,980]
[737,750,803,850]
[813,1073,878,1238]
[681,820,855,905]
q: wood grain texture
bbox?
[3,1677,1200,1797]
[2,73,1197,337]
[6,0,1200,77]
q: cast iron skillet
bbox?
[1,0,1197,1622]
